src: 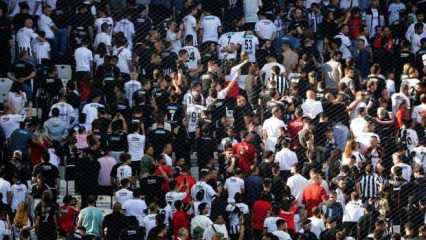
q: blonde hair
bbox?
[14,202,29,229]
[402,63,412,75]
[343,139,357,158]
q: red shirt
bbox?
[395,107,409,129]
[175,172,196,204]
[155,164,173,192]
[78,81,91,102]
[348,17,362,38]
[233,141,256,173]
[302,183,328,216]
[279,208,297,233]
[59,204,79,233]
[172,210,190,234]
[224,80,240,98]
[251,200,272,230]
[30,139,48,166]
[287,118,304,149]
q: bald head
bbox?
[307,90,316,100]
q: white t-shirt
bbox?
[124,80,142,107]
[186,103,206,133]
[413,146,426,172]
[273,230,292,240]
[165,191,187,211]
[402,78,420,90]
[224,176,244,202]
[0,178,11,205]
[255,19,277,40]
[391,92,411,114]
[264,216,282,233]
[350,117,368,138]
[74,46,93,72]
[166,30,182,53]
[262,116,286,151]
[95,17,114,35]
[301,99,323,119]
[82,102,104,131]
[287,174,309,206]
[342,200,364,222]
[200,15,221,43]
[203,223,229,240]
[244,0,262,23]
[339,0,359,9]
[191,181,216,205]
[94,54,105,68]
[7,92,26,115]
[94,32,112,48]
[32,40,51,64]
[50,102,75,129]
[391,163,413,182]
[386,79,396,95]
[115,188,134,205]
[412,103,426,124]
[11,183,27,211]
[38,14,55,39]
[388,3,406,24]
[114,19,135,48]
[0,114,24,138]
[238,33,259,62]
[16,27,38,50]
[191,215,213,236]
[28,0,42,16]
[117,164,132,182]
[181,46,201,70]
[218,32,243,60]
[275,148,298,171]
[355,132,381,152]
[127,133,146,161]
[183,15,198,46]
[123,198,147,227]
[143,213,158,236]
[309,216,325,238]
[113,46,132,74]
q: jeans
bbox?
[22,81,33,102]
[55,28,68,57]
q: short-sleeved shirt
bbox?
[78,206,104,237]
[200,15,221,43]
[35,203,58,234]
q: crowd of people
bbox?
[0,0,425,239]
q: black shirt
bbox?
[42,76,63,96]
[34,203,58,234]
[107,132,128,152]
[148,127,173,158]
[32,162,59,188]
[140,175,164,204]
[12,60,35,79]
[165,102,183,127]
[75,156,100,194]
[102,212,130,240]
[133,15,152,42]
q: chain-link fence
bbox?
[0,0,425,239]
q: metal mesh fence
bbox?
[0,0,425,239]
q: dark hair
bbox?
[41,150,50,163]
[119,153,131,163]
[87,195,97,205]
[51,108,60,117]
